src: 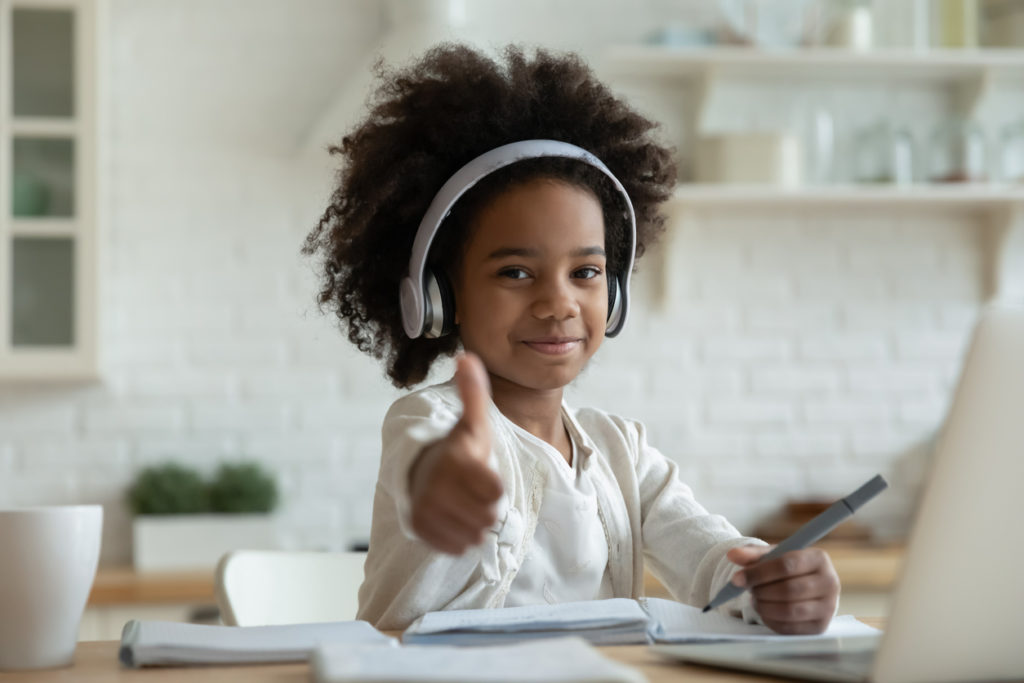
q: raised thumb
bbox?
[455,352,492,444]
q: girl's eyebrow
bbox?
[486,246,606,260]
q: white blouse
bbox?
[504,426,615,606]
[356,378,766,630]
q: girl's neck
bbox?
[487,373,568,452]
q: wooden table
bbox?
[2,638,880,683]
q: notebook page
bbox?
[313,637,646,683]
[409,598,648,635]
[642,598,880,643]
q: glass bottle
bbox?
[803,104,835,185]
[891,127,916,186]
[853,122,889,184]
[927,118,987,183]
[852,121,916,185]
[998,120,1024,184]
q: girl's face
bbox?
[454,178,609,397]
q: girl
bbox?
[302,43,839,633]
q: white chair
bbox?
[215,550,367,626]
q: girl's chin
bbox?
[489,368,582,394]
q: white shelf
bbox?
[605,46,1024,84]
[8,117,80,137]
[10,218,78,237]
[669,184,1024,210]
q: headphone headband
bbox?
[399,139,636,339]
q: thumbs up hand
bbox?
[408,353,504,555]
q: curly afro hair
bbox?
[302,43,676,388]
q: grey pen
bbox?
[702,474,888,613]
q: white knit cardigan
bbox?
[356,380,765,630]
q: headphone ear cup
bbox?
[606,271,629,337]
[606,274,620,325]
[423,269,457,339]
[435,270,457,337]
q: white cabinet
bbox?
[0,0,97,379]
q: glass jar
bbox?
[852,121,916,185]
[998,120,1024,184]
[926,118,987,183]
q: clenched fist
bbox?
[408,353,504,555]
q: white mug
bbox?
[0,505,103,670]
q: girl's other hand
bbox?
[726,545,840,635]
[408,352,504,555]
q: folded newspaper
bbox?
[118,619,397,667]
[402,597,879,646]
[312,637,646,683]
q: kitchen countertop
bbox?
[90,543,903,607]
[89,567,218,606]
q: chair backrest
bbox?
[215,550,366,626]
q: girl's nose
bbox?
[530,278,580,320]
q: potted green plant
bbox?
[128,462,281,571]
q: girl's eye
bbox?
[573,266,602,280]
[498,267,529,280]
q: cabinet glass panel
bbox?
[12,137,75,217]
[11,237,75,347]
[12,8,75,117]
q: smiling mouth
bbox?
[522,339,582,355]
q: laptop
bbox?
[653,303,1024,683]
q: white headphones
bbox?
[399,139,637,339]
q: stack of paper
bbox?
[312,637,646,683]
[401,597,880,647]
[402,598,650,646]
[118,619,397,667]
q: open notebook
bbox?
[401,597,877,646]
[118,619,396,667]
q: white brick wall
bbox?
[571,205,987,541]
[0,1,1002,564]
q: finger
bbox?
[727,545,773,568]
[761,617,832,636]
[740,548,828,589]
[752,597,834,626]
[420,523,472,556]
[726,545,774,587]
[455,352,492,447]
[433,509,488,551]
[415,506,487,555]
[435,486,499,530]
[453,453,504,503]
[411,510,464,555]
[752,572,839,603]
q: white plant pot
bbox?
[132,514,280,572]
